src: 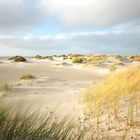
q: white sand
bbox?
[0,58,140,139]
[0,59,108,116]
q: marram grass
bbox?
[0,104,98,140]
[83,65,140,131]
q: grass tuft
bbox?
[108,62,125,71]
[20,74,35,80]
[72,57,84,64]
[0,83,12,91]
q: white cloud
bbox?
[0,0,140,33]
[42,0,140,28]
[0,0,140,55]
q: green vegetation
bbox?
[33,55,44,59]
[129,55,140,62]
[33,55,54,60]
[83,66,140,132]
[0,83,12,91]
[72,57,83,64]
[20,74,35,80]
[108,64,117,71]
[9,56,27,62]
[108,62,125,71]
[71,54,108,65]
[111,55,124,61]
[0,104,96,140]
[85,55,107,66]
[68,54,83,59]
[56,62,67,66]
[46,56,54,60]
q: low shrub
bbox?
[108,62,125,71]
[9,56,27,62]
[72,57,83,64]
[129,55,140,62]
[20,74,35,80]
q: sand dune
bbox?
[0,59,109,117]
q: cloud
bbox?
[0,0,46,34]
[43,0,140,28]
[0,31,140,56]
[0,0,139,56]
[0,0,140,33]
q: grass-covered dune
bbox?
[83,66,140,133]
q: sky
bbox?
[0,0,140,56]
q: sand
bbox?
[0,57,140,139]
[0,58,109,116]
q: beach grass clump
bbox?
[72,57,84,64]
[108,62,125,71]
[0,83,12,91]
[83,66,140,130]
[108,64,117,71]
[20,74,35,80]
[86,55,107,66]
[56,62,67,66]
[110,55,124,61]
[68,54,83,59]
[33,55,43,59]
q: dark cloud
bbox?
[0,0,46,33]
[0,0,140,55]
[0,31,140,56]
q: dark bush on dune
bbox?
[58,55,66,57]
[45,56,54,60]
[33,55,44,59]
[9,56,27,62]
[32,55,54,60]
[129,55,140,62]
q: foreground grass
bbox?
[83,66,140,132]
[0,106,74,140]
[0,104,98,140]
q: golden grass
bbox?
[68,54,83,59]
[83,66,140,130]
[84,55,107,66]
